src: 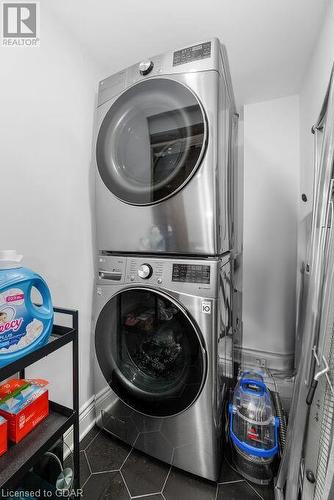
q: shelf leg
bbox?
[72,311,80,490]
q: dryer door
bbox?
[95,288,207,417]
[96,78,207,205]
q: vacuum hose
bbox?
[271,390,287,455]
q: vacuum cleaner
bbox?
[229,371,279,485]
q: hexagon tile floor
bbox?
[78,426,275,500]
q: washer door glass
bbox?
[95,288,206,417]
[96,78,207,205]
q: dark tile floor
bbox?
[78,426,275,500]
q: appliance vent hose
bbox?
[271,390,287,454]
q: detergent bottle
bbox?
[0,250,53,367]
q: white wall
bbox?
[0,6,101,410]
[242,95,300,372]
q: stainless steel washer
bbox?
[94,254,232,481]
[94,38,238,256]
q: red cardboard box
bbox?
[0,387,49,444]
[0,416,7,456]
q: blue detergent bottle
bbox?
[0,250,53,367]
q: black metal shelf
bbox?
[0,403,75,490]
[0,307,80,492]
[0,325,76,382]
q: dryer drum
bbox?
[95,288,207,417]
[96,78,207,206]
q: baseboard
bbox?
[63,395,96,455]
[95,385,112,409]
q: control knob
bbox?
[139,60,154,76]
[138,264,153,279]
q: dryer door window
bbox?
[95,288,206,417]
[96,78,207,205]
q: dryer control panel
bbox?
[97,38,221,106]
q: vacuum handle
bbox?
[306,379,318,405]
[240,378,266,396]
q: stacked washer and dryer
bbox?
[93,38,242,481]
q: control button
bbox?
[139,60,154,75]
[157,278,162,284]
[138,264,153,279]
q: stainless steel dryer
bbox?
[94,38,238,256]
[94,253,233,481]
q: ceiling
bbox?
[46,0,328,107]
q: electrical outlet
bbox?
[256,358,266,368]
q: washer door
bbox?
[95,288,206,417]
[96,78,207,205]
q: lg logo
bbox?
[202,301,212,314]
[2,2,39,45]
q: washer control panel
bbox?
[137,263,153,279]
[97,255,126,282]
[128,259,164,284]
[172,264,210,284]
[97,255,223,298]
